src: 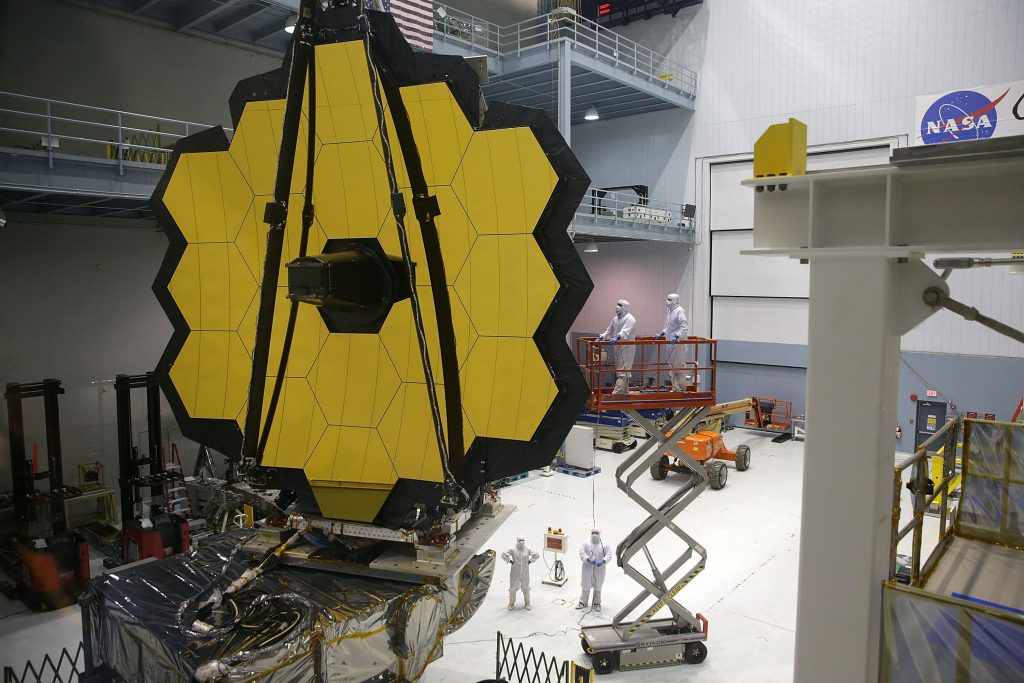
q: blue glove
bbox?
[670,336,679,345]
[655,332,665,340]
[607,337,616,346]
[587,558,596,565]
[596,560,605,567]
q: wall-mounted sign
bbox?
[914,80,1024,145]
[926,389,938,397]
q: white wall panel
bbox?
[807,147,892,171]
[712,298,809,346]
[572,241,693,335]
[709,162,753,231]
[711,231,809,298]
[902,254,1024,358]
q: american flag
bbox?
[367,0,434,52]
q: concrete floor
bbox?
[426,428,802,682]
[0,429,935,680]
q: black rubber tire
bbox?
[650,456,669,480]
[628,440,638,449]
[736,444,751,472]
[708,462,727,490]
[581,635,594,655]
[612,442,626,454]
[685,641,708,664]
[592,653,616,675]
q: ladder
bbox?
[163,443,192,518]
[613,406,712,637]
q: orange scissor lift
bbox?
[576,337,739,673]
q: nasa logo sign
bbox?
[914,80,1024,146]
[919,89,1001,145]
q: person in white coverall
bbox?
[577,529,614,611]
[655,293,689,392]
[597,300,637,395]
[501,535,540,610]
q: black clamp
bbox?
[357,11,371,35]
[413,194,441,222]
[264,201,287,227]
[391,192,407,220]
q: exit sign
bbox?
[926,389,938,397]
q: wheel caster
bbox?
[650,456,669,480]
[736,444,751,471]
[592,652,617,675]
[708,461,727,490]
[612,442,625,454]
[685,641,707,664]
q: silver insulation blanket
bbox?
[83,531,494,682]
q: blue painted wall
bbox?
[714,341,1023,451]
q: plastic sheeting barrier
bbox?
[882,420,1024,682]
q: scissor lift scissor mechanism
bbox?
[577,338,724,673]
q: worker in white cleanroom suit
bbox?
[577,529,614,611]
[501,535,540,610]
[655,293,689,392]
[596,300,637,395]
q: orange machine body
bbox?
[679,430,740,464]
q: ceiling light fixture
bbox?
[584,106,599,121]
[284,13,297,33]
[584,241,599,253]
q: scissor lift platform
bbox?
[581,616,708,673]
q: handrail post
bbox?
[939,419,958,537]
[910,457,927,584]
[45,100,53,169]
[117,111,124,176]
[889,466,902,580]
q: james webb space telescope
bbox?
[79,3,591,680]
[151,3,591,562]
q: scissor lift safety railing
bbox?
[577,337,717,411]
[579,339,717,670]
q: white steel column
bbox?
[743,142,1024,682]
[557,40,571,147]
[795,256,901,682]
